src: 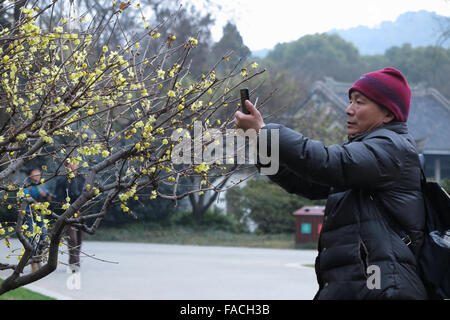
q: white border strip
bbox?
[24,283,73,300]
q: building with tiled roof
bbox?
[295,77,450,182]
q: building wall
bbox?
[424,154,450,182]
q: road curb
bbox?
[24,283,73,300]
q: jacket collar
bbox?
[347,121,408,142]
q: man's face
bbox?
[346,91,394,138]
[66,163,79,172]
[30,169,41,182]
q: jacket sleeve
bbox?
[260,123,404,189]
[259,164,330,200]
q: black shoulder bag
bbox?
[417,170,450,300]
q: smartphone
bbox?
[240,88,250,114]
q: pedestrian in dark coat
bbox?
[234,67,428,299]
[54,162,86,273]
[23,167,52,272]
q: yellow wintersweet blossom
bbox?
[188,37,198,45]
[190,100,203,112]
[149,190,157,200]
[118,185,137,202]
[194,162,209,173]
[16,133,27,140]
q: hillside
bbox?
[328,10,449,55]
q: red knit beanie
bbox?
[349,67,411,122]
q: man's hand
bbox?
[234,100,265,131]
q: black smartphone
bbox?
[240,88,250,114]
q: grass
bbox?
[0,279,54,300]
[85,222,318,250]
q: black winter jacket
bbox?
[54,174,86,206]
[259,121,427,300]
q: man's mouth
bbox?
[347,121,356,126]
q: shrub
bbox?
[441,178,450,194]
[227,177,325,234]
[171,207,246,232]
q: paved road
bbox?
[0,240,318,300]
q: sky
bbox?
[189,0,450,51]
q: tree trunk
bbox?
[190,192,207,224]
[13,0,27,25]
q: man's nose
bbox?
[345,103,354,115]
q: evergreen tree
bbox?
[211,22,251,73]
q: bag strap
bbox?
[420,168,427,188]
[418,153,427,187]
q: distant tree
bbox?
[144,0,216,77]
[187,170,237,224]
[383,44,450,97]
[264,33,362,86]
[0,0,26,27]
[210,22,251,73]
[291,102,347,146]
[248,70,306,127]
[438,7,450,45]
[226,177,324,234]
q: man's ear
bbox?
[382,109,395,124]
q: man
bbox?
[234,67,427,299]
[23,167,52,272]
[54,161,86,273]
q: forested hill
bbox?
[328,10,450,55]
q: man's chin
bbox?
[347,130,359,140]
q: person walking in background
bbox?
[54,161,86,273]
[23,167,52,272]
[234,67,428,299]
